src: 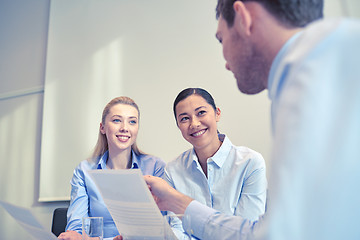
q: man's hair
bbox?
[216,0,324,28]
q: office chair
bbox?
[51,207,68,237]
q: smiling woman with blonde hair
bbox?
[58,96,165,240]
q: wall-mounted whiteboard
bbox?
[40,0,271,201]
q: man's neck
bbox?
[248,2,303,71]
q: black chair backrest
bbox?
[51,207,68,237]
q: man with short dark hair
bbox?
[145,0,360,239]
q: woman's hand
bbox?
[58,230,82,240]
[113,235,123,240]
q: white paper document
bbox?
[0,200,58,240]
[88,169,176,240]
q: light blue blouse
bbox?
[166,134,267,220]
[166,134,267,239]
[65,150,166,239]
[182,18,360,240]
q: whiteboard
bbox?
[40,0,271,201]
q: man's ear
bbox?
[233,1,252,36]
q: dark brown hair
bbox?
[216,0,323,28]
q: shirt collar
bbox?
[268,31,303,101]
[96,150,139,169]
[97,151,108,169]
[130,151,140,169]
[190,134,232,169]
[209,134,232,168]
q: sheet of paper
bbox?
[0,200,58,240]
[88,169,176,240]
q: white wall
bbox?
[39,0,272,201]
[0,0,358,239]
[0,1,69,239]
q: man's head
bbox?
[215,0,323,94]
[216,0,323,28]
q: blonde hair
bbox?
[90,96,144,162]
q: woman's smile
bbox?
[190,129,207,137]
[116,134,130,142]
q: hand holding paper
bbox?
[88,169,176,240]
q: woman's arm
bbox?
[64,163,90,235]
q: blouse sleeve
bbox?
[65,163,90,234]
[152,157,166,178]
[235,153,267,221]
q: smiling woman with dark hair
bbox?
[165,87,267,238]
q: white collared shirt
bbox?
[166,134,267,221]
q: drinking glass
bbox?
[82,216,103,240]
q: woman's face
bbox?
[175,94,220,152]
[100,103,139,154]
